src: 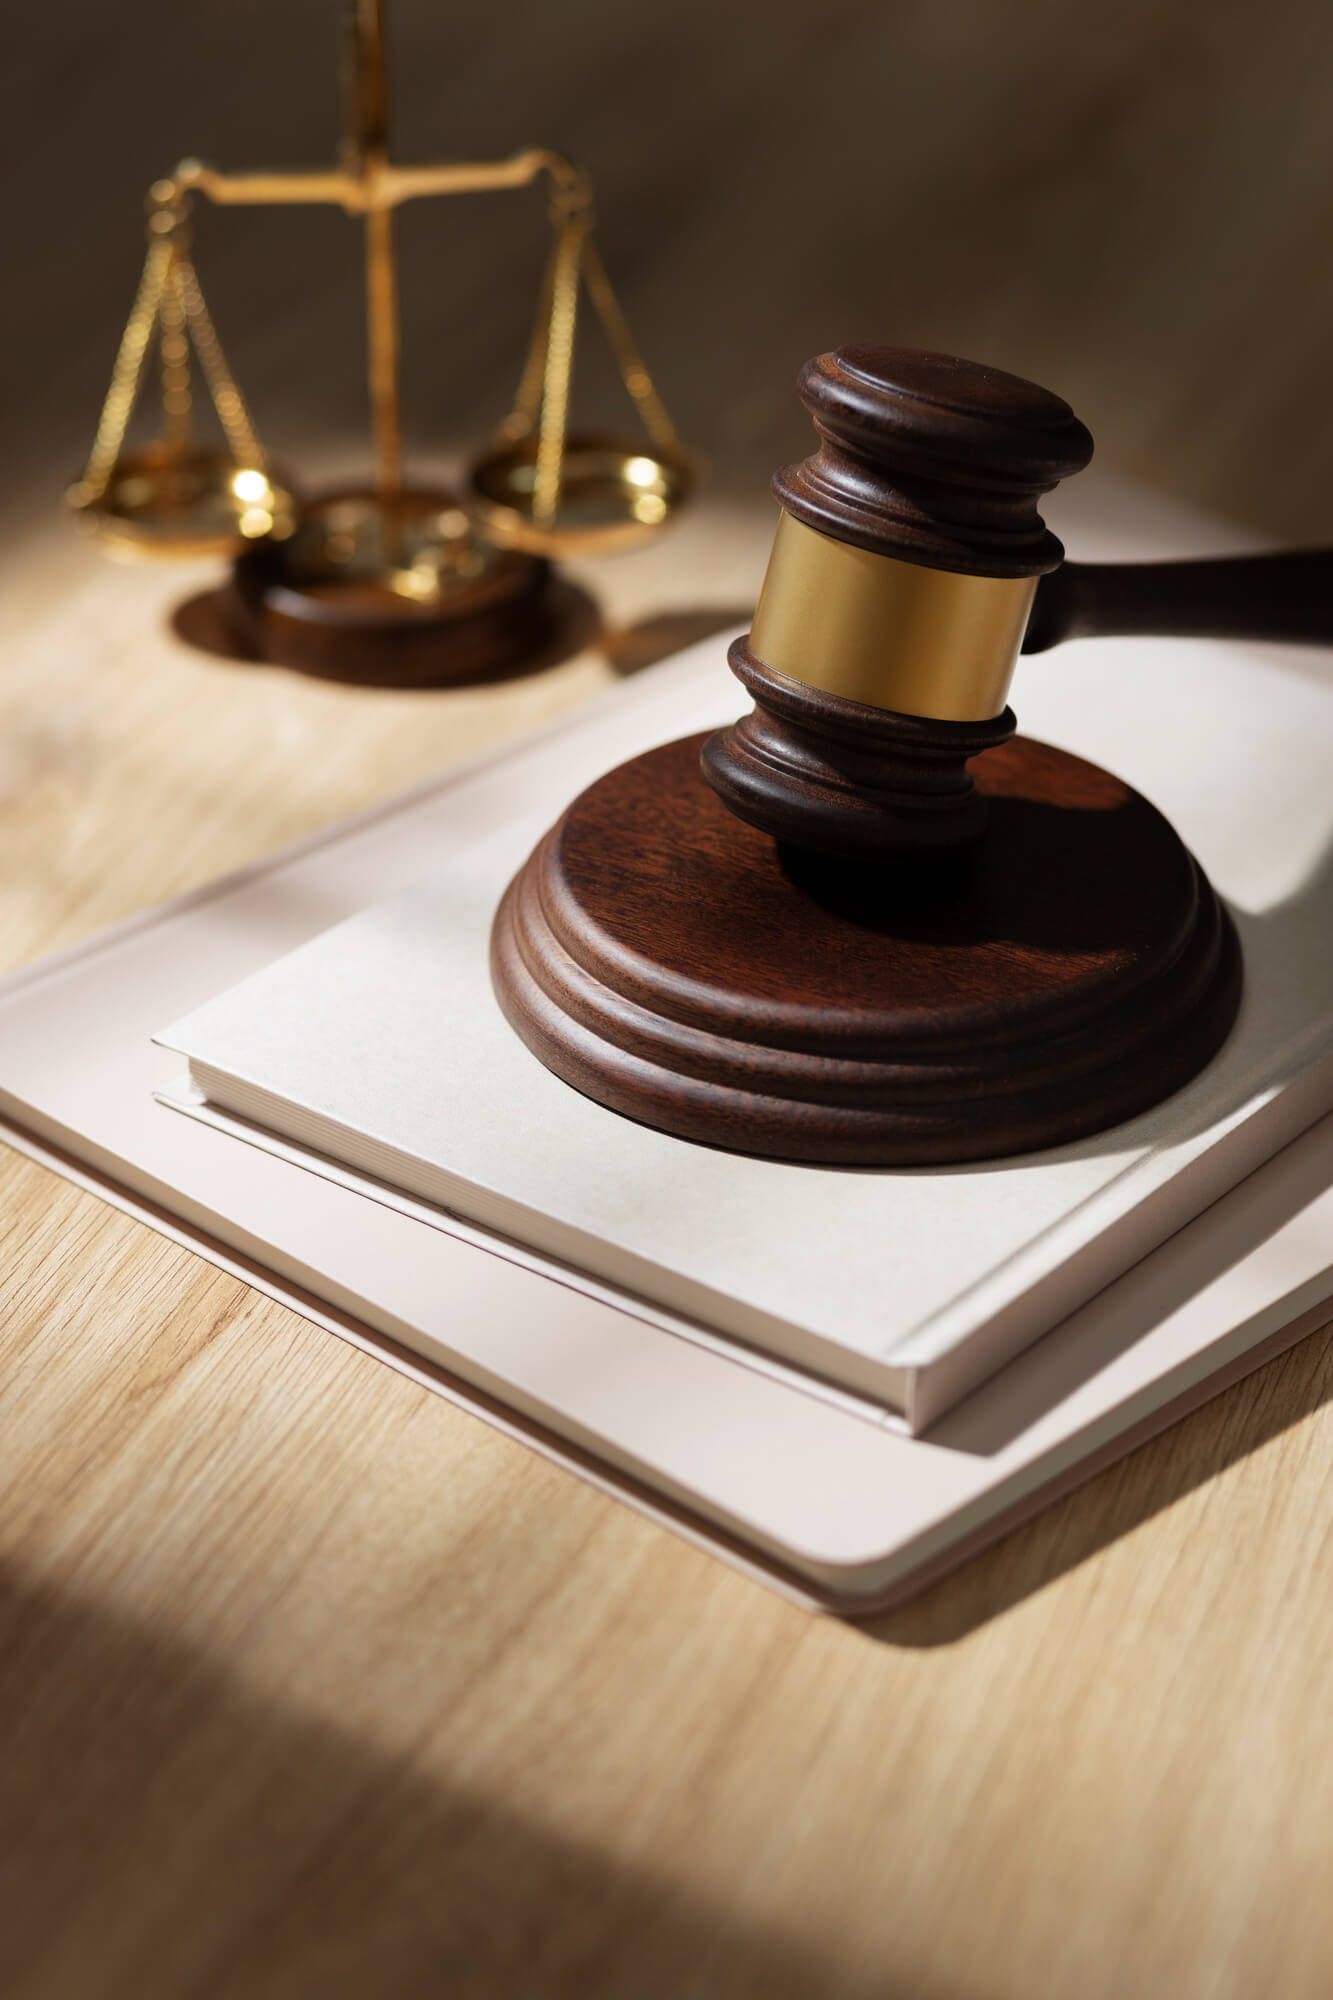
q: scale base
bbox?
[228,487,560,687]
[491,731,1242,1166]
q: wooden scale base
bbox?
[228,489,560,688]
[492,727,1241,1167]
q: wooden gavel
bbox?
[703,346,1332,861]
[492,343,1308,1165]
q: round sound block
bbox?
[229,489,558,688]
[491,733,1242,1166]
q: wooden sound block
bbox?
[491,732,1242,1166]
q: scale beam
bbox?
[172,150,590,218]
[159,0,590,502]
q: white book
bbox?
[156,635,1333,1431]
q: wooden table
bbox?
[1,502,1329,2000]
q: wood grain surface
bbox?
[1,485,1330,2000]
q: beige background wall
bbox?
[7,0,1333,542]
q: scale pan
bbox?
[469,434,696,556]
[68,446,297,562]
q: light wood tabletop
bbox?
[1,483,1330,2000]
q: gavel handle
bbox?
[1023,549,1333,653]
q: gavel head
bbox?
[701,346,1094,861]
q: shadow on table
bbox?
[862,1321,1330,1650]
[600,606,748,676]
[169,583,747,693]
[0,1567,933,2000]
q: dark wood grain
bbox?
[701,640,1016,861]
[774,346,1093,578]
[1025,548,1333,652]
[491,730,1241,1165]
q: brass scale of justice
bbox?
[68,0,697,684]
[71,3,1333,1165]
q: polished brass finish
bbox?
[468,178,695,553]
[471,437,697,556]
[70,0,692,582]
[72,449,296,563]
[177,150,589,213]
[749,512,1037,722]
[68,190,291,561]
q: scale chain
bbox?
[580,234,680,455]
[500,233,561,447]
[78,235,175,501]
[159,244,193,450]
[504,207,682,528]
[76,205,268,509]
[532,210,586,526]
[170,252,266,472]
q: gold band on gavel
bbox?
[748,511,1037,722]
